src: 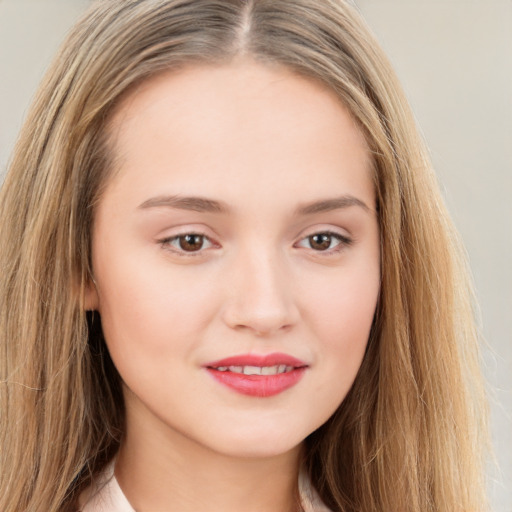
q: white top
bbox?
[79,462,332,512]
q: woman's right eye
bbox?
[160,233,214,254]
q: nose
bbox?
[221,248,299,337]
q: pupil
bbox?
[310,234,331,250]
[179,234,203,251]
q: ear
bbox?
[84,278,100,311]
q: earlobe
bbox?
[84,278,100,311]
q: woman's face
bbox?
[88,60,380,459]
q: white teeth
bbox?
[214,365,293,375]
[243,365,261,375]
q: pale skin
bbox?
[86,59,380,512]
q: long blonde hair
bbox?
[0,1,488,510]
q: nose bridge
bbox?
[222,240,298,335]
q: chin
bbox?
[200,424,309,460]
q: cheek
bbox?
[93,247,220,367]
[299,266,379,391]
[302,261,379,334]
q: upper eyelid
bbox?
[156,224,217,241]
[296,226,352,241]
[301,228,350,238]
[296,231,352,245]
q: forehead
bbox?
[103,59,373,208]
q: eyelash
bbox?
[295,231,353,254]
[158,230,353,257]
[159,233,215,257]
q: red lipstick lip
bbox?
[205,352,307,369]
[204,353,308,398]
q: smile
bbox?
[204,353,308,397]
[213,365,294,375]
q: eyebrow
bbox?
[296,195,370,215]
[138,195,229,213]
[138,194,371,215]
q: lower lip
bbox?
[206,368,306,397]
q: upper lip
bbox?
[205,352,308,369]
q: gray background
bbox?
[0,1,510,510]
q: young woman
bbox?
[0,1,489,511]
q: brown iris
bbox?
[178,234,205,252]
[309,233,333,251]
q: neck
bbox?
[115,394,303,512]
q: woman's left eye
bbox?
[296,232,352,252]
[161,233,214,253]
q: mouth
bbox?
[204,353,308,397]
[213,364,295,375]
